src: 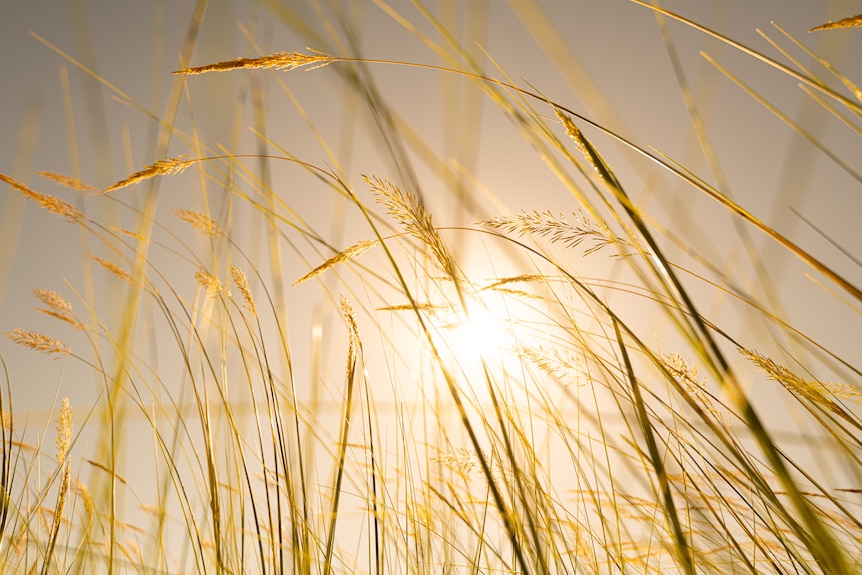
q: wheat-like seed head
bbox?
[4,328,70,356]
[661,353,729,428]
[819,381,862,402]
[173,49,335,75]
[31,288,86,330]
[71,477,94,526]
[432,447,486,476]
[35,309,87,331]
[195,270,230,297]
[46,397,73,563]
[339,295,359,340]
[742,349,849,419]
[294,239,379,286]
[110,227,149,242]
[35,171,98,193]
[518,346,586,386]
[173,209,223,236]
[376,302,449,313]
[481,210,633,255]
[365,174,459,280]
[483,275,546,289]
[554,108,623,191]
[2,173,83,222]
[32,288,72,315]
[56,397,73,463]
[102,156,195,194]
[91,255,132,282]
[809,14,862,32]
[230,265,256,315]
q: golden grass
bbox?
[229,265,256,315]
[90,255,133,282]
[1,173,83,222]
[173,209,223,237]
[808,14,862,32]
[293,239,379,286]
[3,3,861,575]
[4,328,70,356]
[35,171,98,194]
[173,49,334,75]
[101,156,195,194]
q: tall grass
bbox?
[1,2,861,573]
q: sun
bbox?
[443,297,512,362]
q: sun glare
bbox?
[445,301,511,361]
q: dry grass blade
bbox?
[809,14,862,32]
[293,239,379,286]
[102,156,195,194]
[230,265,256,315]
[173,209,223,236]
[173,49,335,75]
[1,173,83,222]
[35,171,98,193]
[4,328,70,356]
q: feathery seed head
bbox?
[230,265,256,315]
[4,328,70,356]
[173,209,223,236]
[35,171,98,193]
[2,173,83,222]
[102,156,195,194]
[173,49,335,75]
[92,256,132,282]
[56,397,73,462]
[294,239,378,286]
[196,270,230,297]
[809,14,862,32]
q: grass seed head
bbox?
[173,209,223,236]
[230,265,256,315]
[294,239,378,286]
[2,173,83,222]
[4,328,70,356]
[102,156,195,194]
[92,255,132,283]
[35,171,98,193]
[196,270,230,297]
[809,14,862,32]
[173,49,335,75]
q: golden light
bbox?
[447,305,510,360]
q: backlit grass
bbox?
[1,2,861,573]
